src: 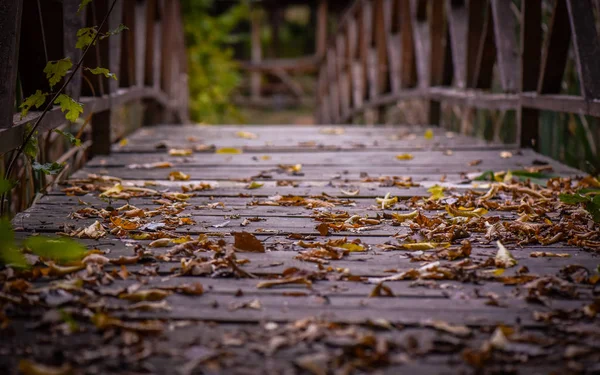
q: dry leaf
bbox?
[233,232,265,252]
[169,171,191,181]
[495,241,517,268]
[216,147,242,154]
[236,131,258,139]
[169,148,193,156]
[396,153,414,160]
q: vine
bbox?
[0,0,126,266]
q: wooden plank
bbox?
[445,0,467,88]
[428,0,446,125]
[120,0,136,88]
[490,0,518,92]
[465,0,485,88]
[0,0,23,129]
[410,0,430,87]
[537,0,570,94]
[472,3,496,89]
[108,0,124,94]
[316,0,328,58]
[565,0,600,99]
[399,0,417,88]
[134,0,147,87]
[519,0,542,149]
[62,0,86,100]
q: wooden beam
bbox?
[472,3,496,89]
[410,0,430,88]
[566,0,600,99]
[519,0,542,149]
[399,0,417,88]
[465,0,485,88]
[445,0,467,88]
[63,0,86,100]
[250,8,262,100]
[134,0,147,87]
[537,0,570,94]
[316,0,328,58]
[490,0,518,92]
[0,0,23,129]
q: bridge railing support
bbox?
[316,0,600,150]
[0,0,189,213]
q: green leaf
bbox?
[578,187,600,195]
[43,58,72,89]
[32,161,65,175]
[0,179,16,194]
[85,67,117,80]
[511,170,555,185]
[474,170,495,181]
[0,218,28,268]
[101,24,129,39]
[76,27,98,49]
[54,129,81,147]
[78,0,92,14]
[559,193,590,205]
[23,123,39,160]
[24,236,86,263]
[585,200,600,223]
[19,90,47,119]
[54,94,83,122]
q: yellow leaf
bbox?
[495,241,517,268]
[375,192,398,209]
[391,210,419,222]
[337,242,366,252]
[236,131,258,139]
[260,155,271,160]
[168,148,193,156]
[396,153,414,160]
[18,360,72,375]
[246,181,264,189]
[172,236,192,244]
[216,147,242,154]
[119,289,171,302]
[427,185,445,200]
[399,242,450,251]
[110,216,140,230]
[168,171,190,181]
[424,129,434,140]
[149,238,172,248]
[319,127,345,135]
[119,138,128,147]
[446,205,488,218]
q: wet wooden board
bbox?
[7,125,597,374]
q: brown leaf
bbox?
[315,223,329,236]
[233,232,265,252]
[369,282,394,297]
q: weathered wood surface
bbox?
[5,125,599,373]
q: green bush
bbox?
[181,0,249,124]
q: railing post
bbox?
[0,0,23,129]
[518,0,541,149]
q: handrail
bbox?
[0,0,189,155]
[316,0,600,149]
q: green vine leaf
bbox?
[32,161,65,175]
[0,179,16,195]
[23,123,39,160]
[43,58,73,89]
[54,129,82,147]
[19,90,47,119]
[101,24,129,39]
[85,67,117,80]
[78,0,92,14]
[54,94,83,123]
[76,27,98,49]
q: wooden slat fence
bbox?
[316,0,600,149]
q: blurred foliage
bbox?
[181,0,249,124]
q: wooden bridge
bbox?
[1,0,599,374]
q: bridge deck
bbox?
[4,125,599,374]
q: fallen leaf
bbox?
[376,192,398,209]
[500,151,513,159]
[424,129,434,140]
[396,153,414,160]
[169,148,193,156]
[236,131,258,139]
[319,127,345,135]
[216,147,242,154]
[427,185,445,200]
[369,282,394,297]
[169,171,190,181]
[495,241,517,268]
[530,252,570,258]
[18,360,72,375]
[119,289,172,302]
[246,181,264,189]
[257,276,312,289]
[233,232,265,252]
[316,223,329,236]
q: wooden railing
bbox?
[316,0,600,149]
[0,0,188,214]
[0,0,189,156]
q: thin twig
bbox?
[1,0,118,216]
